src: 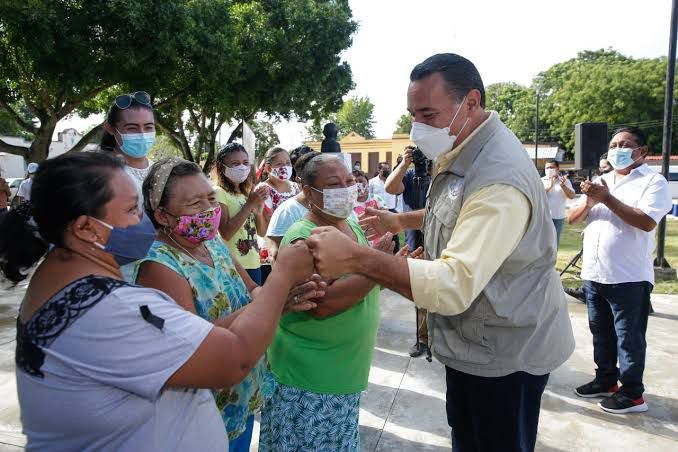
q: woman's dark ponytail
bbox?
[0,152,125,283]
[0,203,48,283]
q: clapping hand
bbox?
[581,178,610,206]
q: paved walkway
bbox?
[1,284,677,451]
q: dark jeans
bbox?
[446,367,548,452]
[260,264,272,284]
[405,228,418,251]
[245,267,262,286]
[584,280,652,398]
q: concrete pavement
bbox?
[1,283,677,451]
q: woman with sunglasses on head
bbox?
[123,158,324,452]
[101,91,156,200]
[2,152,317,451]
[213,143,268,285]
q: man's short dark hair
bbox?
[600,152,608,160]
[410,53,486,108]
[547,160,560,168]
[612,126,647,147]
[378,161,389,169]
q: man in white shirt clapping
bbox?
[568,127,672,415]
[542,160,575,248]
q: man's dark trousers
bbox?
[445,367,549,452]
[584,280,652,398]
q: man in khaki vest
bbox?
[306,53,574,452]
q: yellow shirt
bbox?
[214,187,261,270]
[407,113,531,316]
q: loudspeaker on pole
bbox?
[574,122,608,170]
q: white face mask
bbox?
[311,185,358,219]
[271,165,293,181]
[409,96,469,160]
[223,164,250,184]
[545,168,558,178]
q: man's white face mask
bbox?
[409,96,469,161]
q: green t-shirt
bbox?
[214,187,260,270]
[269,218,381,394]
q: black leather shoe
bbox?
[409,342,429,358]
[565,287,586,303]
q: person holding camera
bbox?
[543,160,575,248]
[385,145,432,358]
[304,53,574,452]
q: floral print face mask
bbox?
[171,206,222,244]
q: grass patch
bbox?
[557,220,678,294]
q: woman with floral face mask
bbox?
[123,158,326,452]
[255,146,300,281]
[259,154,385,452]
[352,170,387,217]
[214,143,268,284]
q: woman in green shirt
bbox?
[214,143,269,284]
[259,153,382,452]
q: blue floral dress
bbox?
[123,238,275,441]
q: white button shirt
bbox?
[368,176,396,210]
[542,176,574,220]
[580,164,672,285]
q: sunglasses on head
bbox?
[114,91,151,110]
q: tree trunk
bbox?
[27,119,58,163]
[0,139,29,158]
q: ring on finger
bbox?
[293,295,300,304]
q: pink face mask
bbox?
[171,206,222,244]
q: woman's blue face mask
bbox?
[116,129,156,159]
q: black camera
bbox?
[411,147,432,178]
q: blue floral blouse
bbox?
[123,238,275,441]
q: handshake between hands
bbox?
[278,207,424,314]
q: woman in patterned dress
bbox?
[124,158,325,452]
[255,147,300,281]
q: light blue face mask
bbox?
[116,129,156,159]
[607,147,638,171]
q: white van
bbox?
[649,165,678,200]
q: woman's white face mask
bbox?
[311,185,358,219]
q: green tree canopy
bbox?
[306,95,376,140]
[485,82,537,143]
[0,0,187,161]
[0,0,355,170]
[152,0,356,170]
[249,119,281,161]
[539,49,676,153]
[394,113,412,135]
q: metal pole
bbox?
[656,0,678,268]
[535,88,540,167]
